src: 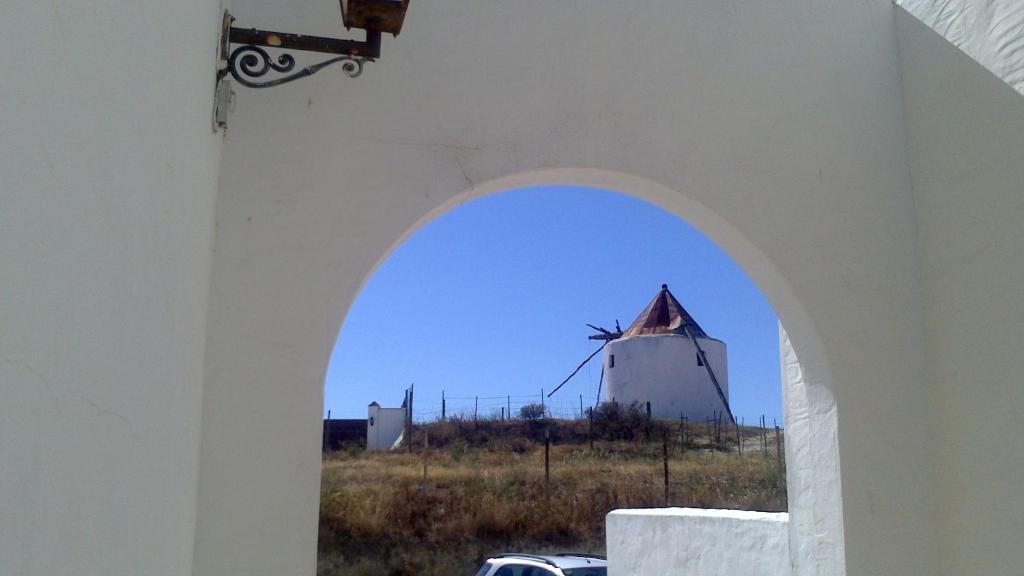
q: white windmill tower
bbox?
[604,284,731,422]
[549,284,733,424]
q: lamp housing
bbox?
[340,0,410,35]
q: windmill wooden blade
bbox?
[548,342,608,398]
[587,323,623,341]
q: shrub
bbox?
[592,401,650,440]
[518,403,546,420]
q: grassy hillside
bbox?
[317,417,785,576]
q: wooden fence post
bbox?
[544,429,551,490]
[714,411,719,446]
[588,407,594,450]
[775,420,783,473]
[762,415,769,457]
[662,432,670,507]
[422,428,429,480]
[405,389,412,453]
[646,401,653,441]
[741,417,746,456]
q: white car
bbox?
[474,553,607,576]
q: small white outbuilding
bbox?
[366,401,406,451]
[604,285,729,422]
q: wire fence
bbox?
[327,388,780,432]
[409,393,591,422]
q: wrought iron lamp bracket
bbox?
[217,11,380,89]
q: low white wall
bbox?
[607,508,790,576]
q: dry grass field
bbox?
[317,418,785,576]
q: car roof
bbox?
[492,553,607,570]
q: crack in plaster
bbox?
[1,355,142,444]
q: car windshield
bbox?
[562,568,607,576]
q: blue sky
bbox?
[324,186,782,425]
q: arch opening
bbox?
[317,176,845,576]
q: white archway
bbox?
[332,170,845,575]
[321,170,846,574]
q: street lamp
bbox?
[218,0,410,89]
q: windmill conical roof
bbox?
[621,284,709,339]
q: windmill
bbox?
[548,285,735,425]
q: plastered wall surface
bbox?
[604,335,728,421]
[897,10,1024,575]
[199,1,934,575]
[607,508,790,576]
[0,1,224,575]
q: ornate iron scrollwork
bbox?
[225,44,366,89]
[217,10,383,90]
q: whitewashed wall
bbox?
[607,508,790,576]
[6,1,1020,575]
[199,1,930,575]
[0,1,224,575]
[898,10,1024,574]
[604,335,728,421]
